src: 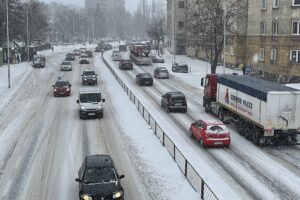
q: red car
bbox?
[189,119,230,148]
[52,79,72,97]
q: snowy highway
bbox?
[102,47,300,200]
[0,46,198,200]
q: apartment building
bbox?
[166,0,187,54]
[247,0,300,80]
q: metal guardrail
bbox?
[102,52,218,200]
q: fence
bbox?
[102,53,218,200]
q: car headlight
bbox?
[81,194,92,200]
[80,105,86,110]
[66,88,70,91]
[113,191,123,198]
[98,104,103,109]
[83,78,87,80]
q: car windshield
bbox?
[55,81,68,87]
[83,71,95,76]
[171,96,185,103]
[80,93,101,103]
[62,62,70,65]
[159,69,168,73]
[83,167,116,184]
[207,125,228,134]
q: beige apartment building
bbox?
[247,0,300,80]
[166,0,187,54]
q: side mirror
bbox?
[102,99,106,102]
[75,178,82,182]
[119,175,125,179]
[201,78,204,86]
[77,100,79,103]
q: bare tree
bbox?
[187,0,246,74]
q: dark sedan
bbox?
[136,73,153,86]
[52,79,72,97]
[75,155,125,200]
[65,53,75,61]
[119,59,133,70]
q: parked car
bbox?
[52,78,72,97]
[75,155,125,200]
[86,50,93,58]
[65,53,75,61]
[82,69,98,85]
[154,67,169,79]
[104,43,113,50]
[76,87,105,119]
[136,73,153,86]
[74,49,81,56]
[161,91,187,113]
[152,56,164,63]
[60,61,72,71]
[172,62,189,73]
[189,119,231,148]
[119,59,133,70]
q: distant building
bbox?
[166,0,187,55]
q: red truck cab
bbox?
[201,74,218,112]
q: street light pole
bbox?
[6,0,11,88]
[223,0,227,74]
[27,2,30,62]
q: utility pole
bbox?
[173,0,176,64]
[6,0,11,88]
[27,1,30,62]
[223,0,226,74]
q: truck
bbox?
[129,42,151,65]
[201,74,300,146]
[119,44,127,52]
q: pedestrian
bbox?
[51,46,54,53]
[242,65,246,75]
[17,54,21,63]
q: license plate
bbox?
[175,103,181,106]
[214,142,223,145]
[88,113,95,116]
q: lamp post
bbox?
[223,0,227,74]
[6,0,11,88]
[26,1,30,62]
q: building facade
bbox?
[247,0,300,81]
[166,0,187,54]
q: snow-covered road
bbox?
[0,45,199,200]
[102,48,300,200]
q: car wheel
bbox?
[189,129,194,138]
[218,110,225,122]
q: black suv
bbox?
[65,53,75,61]
[172,62,188,73]
[82,70,98,85]
[119,59,133,70]
[75,155,125,200]
[136,73,153,86]
[161,91,187,113]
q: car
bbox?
[95,46,103,52]
[152,56,164,63]
[77,87,105,119]
[79,59,89,64]
[189,119,231,148]
[172,62,189,73]
[82,69,98,85]
[86,50,93,58]
[52,78,72,97]
[75,155,125,200]
[119,59,133,70]
[104,43,113,50]
[65,53,75,61]
[32,55,45,68]
[60,61,72,71]
[154,67,169,79]
[161,91,187,113]
[74,49,81,56]
[135,73,153,86]
[112,51,122,61]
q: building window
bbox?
[290,50,300,63]
[261,0,267,10]
[272,21,278,35]
[271,49,277,61]
[292,0,300,6]
[259,48,265,61]
[260,22,266,35]
[178,21,184,29]
[273,0,279,8]
[292,21,300,35]
[178,1,184,8]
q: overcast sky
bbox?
[40,0,145,13]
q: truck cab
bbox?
[201,74,218,112]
